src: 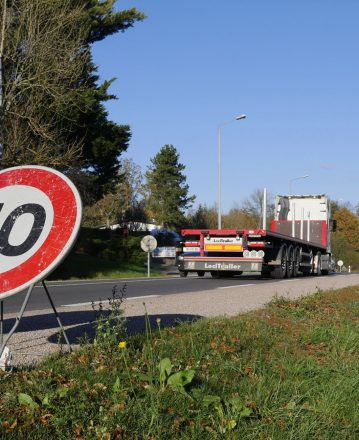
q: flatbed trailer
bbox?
[177,195,336,279]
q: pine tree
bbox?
[0,0,145,203]
[144,145,195,228]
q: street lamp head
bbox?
[236,114,247,120]
[290,174,310,182]
[217,113,246,228]
[289,174,310,195]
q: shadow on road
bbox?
[3,311,202,345]
[49,313,202,344]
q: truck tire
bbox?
[286,246,294,278]
[301,251,313,276]
[197,271,205,277]
[179,270,188,278]
[293,247,300,277]
[321,255,330,275]
[210,271,220,279]
[271,245,287,279]
[315,252,322,276]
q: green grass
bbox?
[47,230,167,280]
[0,287,358,439]
[47,254,163,280]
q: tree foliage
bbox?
[331,207,359,269]
[187,203,258,229]
[0,0,145,202]
[83,192,122,228]
[0,0,89,166]
[187,189,273,230]
[144,145,195,228]
[186,204,218,229]
[223,206,258,229]
[332,207,359,251]
[83,158,146,227]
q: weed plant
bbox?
[91,284,127,350]
[0,287,358,439]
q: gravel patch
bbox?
[2,274,359,368]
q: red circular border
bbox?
[0,167,79,296]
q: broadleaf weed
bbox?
[92,284,127,350]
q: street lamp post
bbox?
[289,174,309,195]
[218,114,246,229]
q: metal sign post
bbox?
[0,281,72,367]
[141,235,157,278]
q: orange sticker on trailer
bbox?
[205,244,243,251]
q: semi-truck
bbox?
[177,194,336,279]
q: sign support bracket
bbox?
[41,281,71,349]
[0,300,3,346]
[0,281,71,365]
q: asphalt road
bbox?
[3,271,359,367]
[2,272,353,314]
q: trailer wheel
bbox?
[210,271,220,279]
[286,246,294,278]
[315,252,322,276]
[271,245,287,279]
[197,271,205,277]
[293,247,300,277]
[179,270,188,278]
[306,251,314,276]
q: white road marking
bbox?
[279,279,297,282]
[61,295,161,307]
[36,278,177,289]
[218,283,255,290]
[126,295,161,301]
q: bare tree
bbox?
[83,158,146,228]
[0,0,90,167]
[242,188,275,228]
[83,192,122,228]
[118,158,143,211]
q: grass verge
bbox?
[0,286,358,439]
[47,254,164,280]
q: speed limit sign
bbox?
[0,166,82,299]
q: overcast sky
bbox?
[92,1,359,211]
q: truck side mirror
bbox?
[330,220,337,232]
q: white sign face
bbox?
[337,260,344,267]
[0,166,82,299]
[141,235,157,252]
